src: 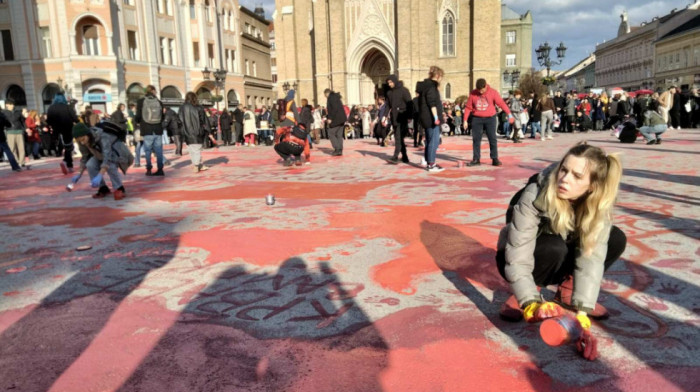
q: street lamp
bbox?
[282,82,290,92]
[202,67,212,80]
[502,69,521,93]
[536,41,567,78]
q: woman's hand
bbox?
[575,312,598,360]
[523,301,564,323]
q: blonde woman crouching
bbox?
[496,142,626,360]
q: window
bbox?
[272,74,278,83]
[1,30,13,60]
[193,42,200,66]
[82,25,99,55]
[160,37,167,64]
[127,30,138,60]
[207,43,214,68]
[157,0,164,14]
[124,0,135,5]
[253,61,257,77]
[205,0,211,23]
[441,13,455,56]
[245,23,251,34]
[169,38,176,65]
[445,83,451,99]
[245,59,249,75]
[166,0,173,16]
[505,54,516,67]
[189,0,195,19]
[39,27,52,58]
[271,58,276,67]
[506,31,516,44]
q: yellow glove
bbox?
[523,301,564,323]
[576,312,591,330]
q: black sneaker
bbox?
[656,138,661,145]
[387,157,400,165]
[647,139,656,145]
[466,160,481,167]
[145,169,152,176]
[153,170,165,176]
[427,164,445,173]
[492,159,503,166]
[401,157,410,164]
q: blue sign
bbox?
[83,93,112,102]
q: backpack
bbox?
[291,124,309,140]
[97,120,127,143]
[506,173,540,224]
[142,96,162,124]
[618,122,638,143]
[277,98,287,121]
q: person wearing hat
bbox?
[73,122,132,200]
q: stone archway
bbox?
[359,48,391,105]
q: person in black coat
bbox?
[111,103,128,130]
[219,110,233,146]
[324,88,347,156]
[162,107,183,155]
[384,75,413,163]
[46,93,79,170]
[178,92,211,172]
[669,89,682,129]
[232,106,244,145]
[0,111,21,171]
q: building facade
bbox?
[655,11,700,90]
[274,0,503,106]
[555,53,596,93]
[595,3,700,92]
[239,5,273,109]
[269,22,277,92]
[0,0,272,114]
[500,4,532,96]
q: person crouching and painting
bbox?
[496,142,626,360]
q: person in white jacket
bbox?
[243,106,257,146]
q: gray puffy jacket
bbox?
[497,164,612,313]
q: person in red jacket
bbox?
[462,78,512,167]
[274,124,310,166]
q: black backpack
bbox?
[291,124,309,140]
[97,120,127,143]
[618,122,638,143]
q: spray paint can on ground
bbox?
[265,194,275,205]
[540,314,584,346]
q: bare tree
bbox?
[518,68,548,98]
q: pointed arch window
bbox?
[441,12,455,56]
[445,83,452,99]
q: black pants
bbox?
[413,122,424,146]
[669,110,681,128]
[392,117,409,160]
[233,123,242,144]
[274,142,304,160]
[60,131,74,168]
[471,116,498,161]
[173,135,183,155]
[221,128,232,144]
[328,125,344,152]
[496,226,627,287]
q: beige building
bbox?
[274,0,503,106]
[239,5,274,109]
[654,8,700,90]
[0,0,272,113]
[595,3,700,92]
[500,4,532,96]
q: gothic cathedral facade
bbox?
[274,0,503,106]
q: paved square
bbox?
[0,131,698,391]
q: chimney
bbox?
[254,4,265,19]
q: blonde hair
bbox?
[28,110,39,122]
[543,143,622,255]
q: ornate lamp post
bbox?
[536,41,567,81]
[202,67,227,109]
[282,81,298,95]
[502,69,521,93]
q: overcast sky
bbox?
[239,0,694,71]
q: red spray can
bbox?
[540,314,584,346]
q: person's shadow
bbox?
[117,258,389,391]
[0,230,179,391]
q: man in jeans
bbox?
[2,99,26,168]
[324,88,347,156]
[462,78,512,167]
[0,110,21,171]
[135,85,165,176]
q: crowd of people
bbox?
[0,70,693,191]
